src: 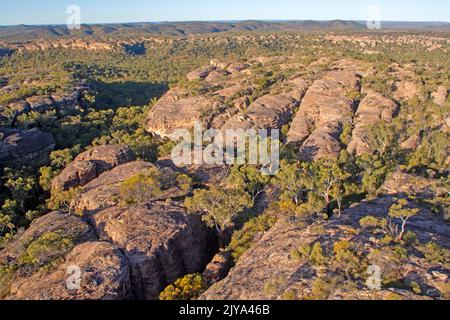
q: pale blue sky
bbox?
[0,0,448,26]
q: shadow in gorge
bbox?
[91,80,168,109]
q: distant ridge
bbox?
[0,20,449,43]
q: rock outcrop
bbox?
[222,94,299,131]
[52,145,136,191]
[347,91,398,155]
[8,241,132,300]
[0,211,97,299]
[91,202,216,299]
[0,128,55,166]
[0,211,95,264]
[146,89,213,138]
[201,172,449,300]
[1,196,216,300]
[287,69,361,161]
[74,161,156,213]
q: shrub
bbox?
[159,274,207,300]
[0,264,17,299]
[120,168,162,205]
[19,232,74,267]
[305,276,341,300]
[291,244,312,262]
[228,213,277,262]
[310,242,328,266]
[359,216,386,229]
[176,174,193,192]
[419,242,450,265]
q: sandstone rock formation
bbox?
[8,241,132,300]
[222,94,299,131]
[202,251,233,286]
[187,66,216,81]
[1,199,216,300]
[25,96,55,113]
[74,161,156,213]
[0,211,94,264]
[52,144,136,191]
[287,69,361,161]
[146,89,213,138]
[0,128,55,166]
[201,172,449,300]
[91,202,216,299]
[347,91,398,155]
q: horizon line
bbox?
[1,19,449,28]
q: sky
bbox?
[0,0,449,26]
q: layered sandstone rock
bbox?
[202,251,233,286]
[0,128,55,166]
[8,242,132,300]
[73,160,187,214]
[201,173,449,300]
[287,69,361,161]
[1,201,216,300]
[52,145,136,191]
[187,66,215,81]
[146,89,213,138]
[0,211,94,264]
[74,161,156,213]
[91,202,217,299]
[347,91,398,155]
[25,96,54,113]
[222,94,298,131]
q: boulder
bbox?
[222,94,298,131]
[146,90,213,138]
[393,81,419,101]
[7,242,132,300]
[205,69,230,82]
[214,84,253,100]
[51,145,136,191]
[202,251,233,286]
[0,211,95,299]
[51,91,80,109]
[187,66,215,81]
[0,128,55,166]
[73,161,185,214]
[0,211,94,265]
[74,161,156,213]
[90,202,217,299]
[6,100,30,115]
[25,95,54,113]
[75,144,136,172]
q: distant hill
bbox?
[0,20,449,43]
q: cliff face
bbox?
[0,145,217,300]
